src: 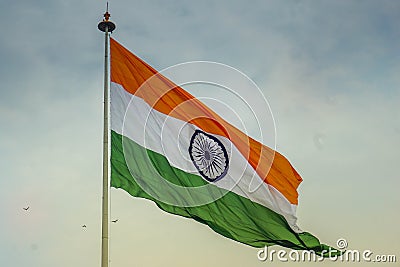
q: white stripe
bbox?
[111,82,301,232]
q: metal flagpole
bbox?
[98,3,116,267]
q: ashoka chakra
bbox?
[189,130,229,182]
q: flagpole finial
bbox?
[98,2,116,33]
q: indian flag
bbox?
[110,38,334,254]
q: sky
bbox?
[0,0,399,266]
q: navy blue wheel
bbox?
[189,130,229,182]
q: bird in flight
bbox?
[23,206,29,211]
[82,225,87,228]
[111,219,118,223]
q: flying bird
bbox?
[111,219,118,223]
[82,225,87,228]
[23,206,29,211]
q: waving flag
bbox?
[109,38,334,254]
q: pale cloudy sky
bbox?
[0,1,399,266]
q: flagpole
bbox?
[98,4,116,267]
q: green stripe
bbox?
[110,130,335,255]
